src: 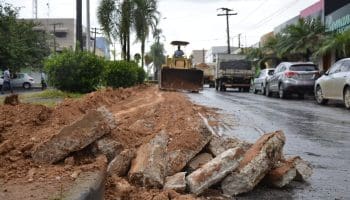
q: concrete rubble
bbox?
[5,98,312,199]
[187,153,213,172]
[208,135,251,156]
[32,107,116,164]
[264,158,297,188]
[187,148,244,195]
[166,121,212,176]
[107,149,135,177]
[92,137,123,162]
[221,131,286,196]
[164,172,187,193]
[294,156,313,181]
[128,132,168,188]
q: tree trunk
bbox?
[127,32,130,61]
[141,40,145,68]
[122,33,127,60]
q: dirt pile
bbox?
[0,84,312,200]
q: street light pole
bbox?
[217,8,237,54]
[86,0,91,52]
[76,0,83,51]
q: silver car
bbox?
[253,68,275,95]
[11,73,35,89]
[266,62,319,99]
[315,58,350,109]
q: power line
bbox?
[240,0,269,23]
[248,0,298,30]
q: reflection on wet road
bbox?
[187,88,350,200]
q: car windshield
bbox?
[290,65,317,71]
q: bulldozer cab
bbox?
[164,41,192,69]
[159,41,203,92]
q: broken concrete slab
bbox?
[167,121,212,176]
[92,137,123,162]
[208,135,251,157]
[107,149,135,177]
[164,172,187,193]
[32,107,116,164]
[187,147,244,195]
[264,159,296,188]
[221,131,285,196]
[187,153,213,172]
[294,157,313,182]
[128,132,168,189]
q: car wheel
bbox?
[344,87,350,109]
[23,82,31,89]
[265,83,271,97]
[253,86,258,94]
[315,85,328,105]
[278,84,287,99]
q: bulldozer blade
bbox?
[160,68,203,92]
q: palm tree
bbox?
[133,0,160,68]
[98,0,135,61]
[315,29,350,59]
[277,18,325,61]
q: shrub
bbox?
[44,50,105,93]
[136,66,146,84]
[104,61,138,88]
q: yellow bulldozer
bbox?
[159,41,203,92]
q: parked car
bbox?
[265,62,319,99]
[12,73,35,89]
[0,73,36,90]
[315,58,350,109]
[253,68,275,94]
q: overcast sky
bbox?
[6,0,319,56]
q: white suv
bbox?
[315,58,350,109]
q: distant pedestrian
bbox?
[1,67,13,94]
[41,72,47,90]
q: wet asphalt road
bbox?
[187,87,350,200]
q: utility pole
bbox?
[51,23,63,53]
[217,8,237,54]
[76,0,83,51]
[32,0,38,19]
[238,33,241,48]
[91,27,103,54]
[86,0,91,52]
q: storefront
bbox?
[325,2,350,33]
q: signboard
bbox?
[326,3,350,33]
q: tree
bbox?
[133,0,159,68]
[315,29,350,59]
[277,18,325,61]
[0,3,50,72]
[97,0,160,62]
[149,41,165,79]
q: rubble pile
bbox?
[0,85,313,200]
